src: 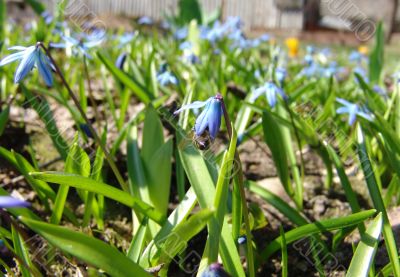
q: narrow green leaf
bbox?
[261,209,376,260]
[127,217,148,263]
[205,126,237,263]
[11,226,37,277]
[262,111,292,196]
[139,187,197,268]
[280,226,288,277]
[30,172,166,225]
[178,132,245,277]
[51,139,90,225]
[357,125,400,276]
[158,209,213,273]
[347,213,382,277]
[368,22,384,84]
[0,105,9,136]
[20,217,151,277]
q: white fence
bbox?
[41,0,304,31]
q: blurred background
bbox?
[6,0,400,44]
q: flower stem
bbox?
[220,94,255,277]
[38,42,128,192]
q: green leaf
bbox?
[204,126,237,263]
[51,139,91,224]
[0,147,78,224]
[65,141,91,177]
[261,209,376,260]
[139,187,197,268]
[178,0,202,25]
[127,217,148,263]
[24,0,45,15]
[11,226,37,277]
[280,225,288,277]
[146,139,173,214]
[20,217,151,277]
[347,213,382,277]
[30,172,166,225]
[262,111,292,196]
[369,22,384,84]
[97,52,152,104]
[178,132,245,277]
[142,106,165,162]
[157,209,213,273]
[356,125,400,276]
[0,105,9,136]
[0,0,6,48]
[247,181,307,225]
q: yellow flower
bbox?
[358,45,368,55]
[285,37,299,58]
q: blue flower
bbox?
[251,81,286,108]
[237,235,247,245]
[372,85,386,97]
[0,45,53,86]
[201,263,230,277]
[116,32,136,48]
[354,66,369,83]
[0,196,30,208]
[138,16,153,25]
[174,27,188,40]
[275,67,287,83]
[349,51,363,63]
[179,41,192,51]
[157,71,178,86]
[41,10,54,25]
[174,94,223,140]
[336,98,372,126]
[50,33,103,58]
[115,52,127,70]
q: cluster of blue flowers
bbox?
[300,46,345,79]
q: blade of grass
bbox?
[30,172,166,225]
[356,125,400,277]
[261,209,376,261]
[280,225,288,277]
[347,213,382,277]
[20,217,151,277]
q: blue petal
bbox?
[194,102,211,136]
[49,42,67,48]
[357,111,373,121]
[115,52,127,70]
[207,99,222,139]
[62,35,80,46]
[0,196,30,208]
[37,50,53,86]
[336,98,353,107]
[0,51,25,66]
[8,46,28,51]
[14,47,36,83]
[348,112,357,126]
[84,39,103,48]
[266,88,277,108]
[250,86,266,102]
[174,98,211,115]
[336,106,349,114]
